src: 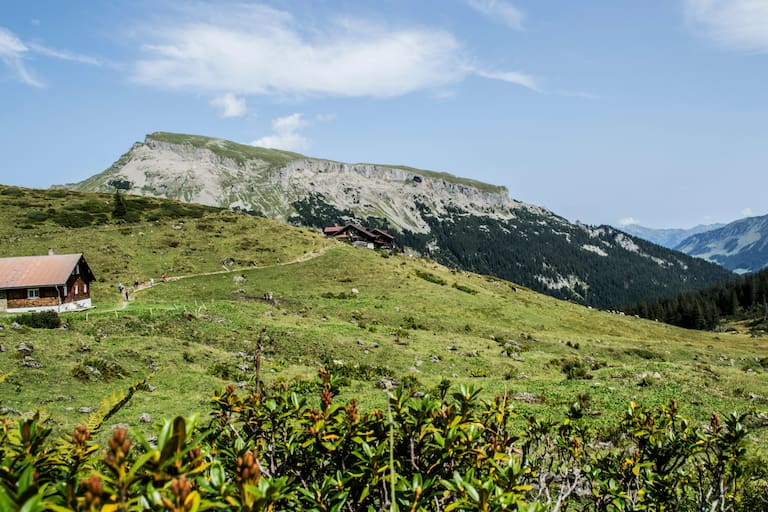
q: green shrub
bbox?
[561,358,592,380]
[70,357,127,381]
[14,310,61,329]
[452,282,478,294]
[26,210,48,222]
[414,269,447,285]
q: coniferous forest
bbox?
[623,266,768,331]
[292,196,733,309]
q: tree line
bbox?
[623,266,768,330]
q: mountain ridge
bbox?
[63,131,734,308]
[674,215,768,274]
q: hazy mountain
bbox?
[64,132,734,308]
[674,215,768,274]
[617,223,724,249]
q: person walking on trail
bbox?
[124,289,129,301]
[162,272,167,282]
[117,282,124,293]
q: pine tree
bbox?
[112,190,128,219]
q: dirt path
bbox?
[104,244,332,311]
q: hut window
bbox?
[84,284,88,293]
[74,285,79,295]
[27,288,40,299]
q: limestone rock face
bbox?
[66,132,542,234]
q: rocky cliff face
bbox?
[67,132,734,307]
[72,132,532,233]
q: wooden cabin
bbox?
[0,251,96,313]
[323,224,395,250]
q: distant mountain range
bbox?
[618,223,725,249]
[674,216,768,274]
[62,132,734,308]
[619,216,768,274]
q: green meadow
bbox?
[1,186,766,445]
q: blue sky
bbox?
[1,0,767,229]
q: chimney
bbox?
[48,248,55,256]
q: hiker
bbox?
[134,278,139,289]
[162,272,167,283]
[150,278,155,286]
[117,282,124,293]
[124,289,129,301]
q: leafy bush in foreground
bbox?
[0,373,763,511]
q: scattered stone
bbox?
[11,322,22,330]
[370,342,379,349]
[635,372,661,380]
[749,393,766,403]
[85,365,102,378]
[139,413,152,423]
[502,351,525,362]
[147,384,157,392]
[78,344,91,352]
[0,344,6,353]
[357,340,365,346]
[173,225,182,230]
[18,356,42,368]
[377,376,397,390]
[351,288,359,294]
[78,407,94,414]
[16,342,33,355]
[429,355,440,363]
[233,274,247,284]
[514,392,543,404]
[0,407,22,416]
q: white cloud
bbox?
[741,207,753,217]
[467,0,525,30]
[618,217,640,226]
[26,42,103,66]
[684,0,768,52]
[0,26,102,87]
[473,68,539,91]
[132,4,536,98]
[251,113,311,152]
[0,27,42,87]
[211,93,247,117]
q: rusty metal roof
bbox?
[0,253,91,289]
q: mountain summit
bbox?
[65,132,733,307]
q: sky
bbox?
[1,0,767,229]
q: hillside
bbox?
[63,132,734,308]
[1,185,766,442]
[675,214,768,273]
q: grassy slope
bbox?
[1,186,766,444]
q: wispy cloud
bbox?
[26,42,103,66]
[466,0,525,30]
[132,4,537,98]
[251,113,311,152]
[473,68,538,91]
[684,0,768,52]
[741,207,754,217]
[0,26,102,87]
[0,27,43,87]
[211,93,247,117]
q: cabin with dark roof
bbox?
[323,224,395,250]
[0,251,96,313]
